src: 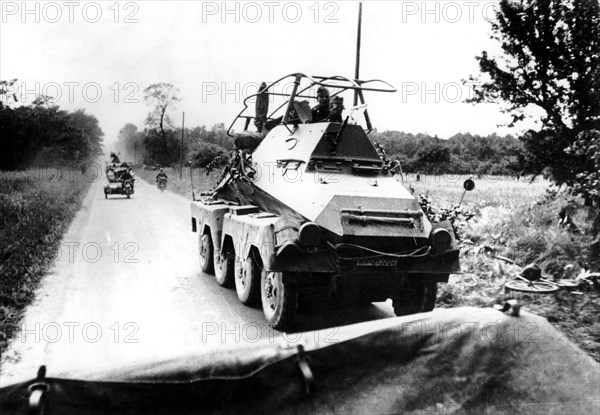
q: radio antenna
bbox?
[354,2,363,106]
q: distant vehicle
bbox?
[104,161,135,199]
[191,73,466,330]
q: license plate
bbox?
[356,259,398,267]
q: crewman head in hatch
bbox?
[311,86,330,122]
[327,96,344,123]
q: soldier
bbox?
[156,168,168,187]
[156,168,167,181]
[118,168,134,191]
[327,96,344,123]
[311,86,330,122]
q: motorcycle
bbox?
[123,179,133,198]
[104,178,135,199]
[157,177,167,192]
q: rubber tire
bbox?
[214,248,234,288]
[261,271,298,331]
[392,282,438,316]
[199,233,214,274]
[504,280,559,294]
[235,255,261,306]
[104,192,107,199]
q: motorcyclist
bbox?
[118,168,134,192]
[156,168,168,187]
[118,168,132,182]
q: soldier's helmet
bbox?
[330,96,344,111]
[316,87,330,105]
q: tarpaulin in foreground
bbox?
[1,306,598,414]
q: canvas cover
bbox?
[1,306,598,414]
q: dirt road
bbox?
[1,176,395,385]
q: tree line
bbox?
[0,80,104,170]
[115,122,233,169]
[120,82,527,174]
[117,115,527,176]
[371,131,525,175]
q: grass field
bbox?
[406,173,600,361]
[0,167,93,354]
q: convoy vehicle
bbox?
[104,162,135,199]
[191,74,463,330]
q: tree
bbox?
[0,103,103,169]
[466,0,600,193]
[566,130,600,205]
[143,83,181,156]
[415,143,451,173]
[116,123,145,163]
[0,79,18,106]
[190,141,227,168]
[66,109,104,160]
[416,143,450,164]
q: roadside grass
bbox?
[0,168,92,354]
[406,174,599,362]
[139,167,599,361]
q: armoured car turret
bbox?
[191,74,461,330]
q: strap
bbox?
[28,366,49,415]
[295,345,316,395]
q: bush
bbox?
[190,142,227,168]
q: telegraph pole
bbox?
[179,112,185,179]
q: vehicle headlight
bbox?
[430,228,452,253]
[298,222,322,247]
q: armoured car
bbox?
[191,74,461,329]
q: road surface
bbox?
[1,176,395,385]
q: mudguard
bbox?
[191,199,234,251]
[222,206,279,267]
[1,307,598,414]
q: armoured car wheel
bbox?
[214,248,234,288]
[261,271,298,331]
[235,254,261,305]
[392,281,438,316]
[199,233,214,274]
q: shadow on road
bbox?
[291,297,394,333]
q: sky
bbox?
[0,1,541,149]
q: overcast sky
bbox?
[1,1,539,148]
